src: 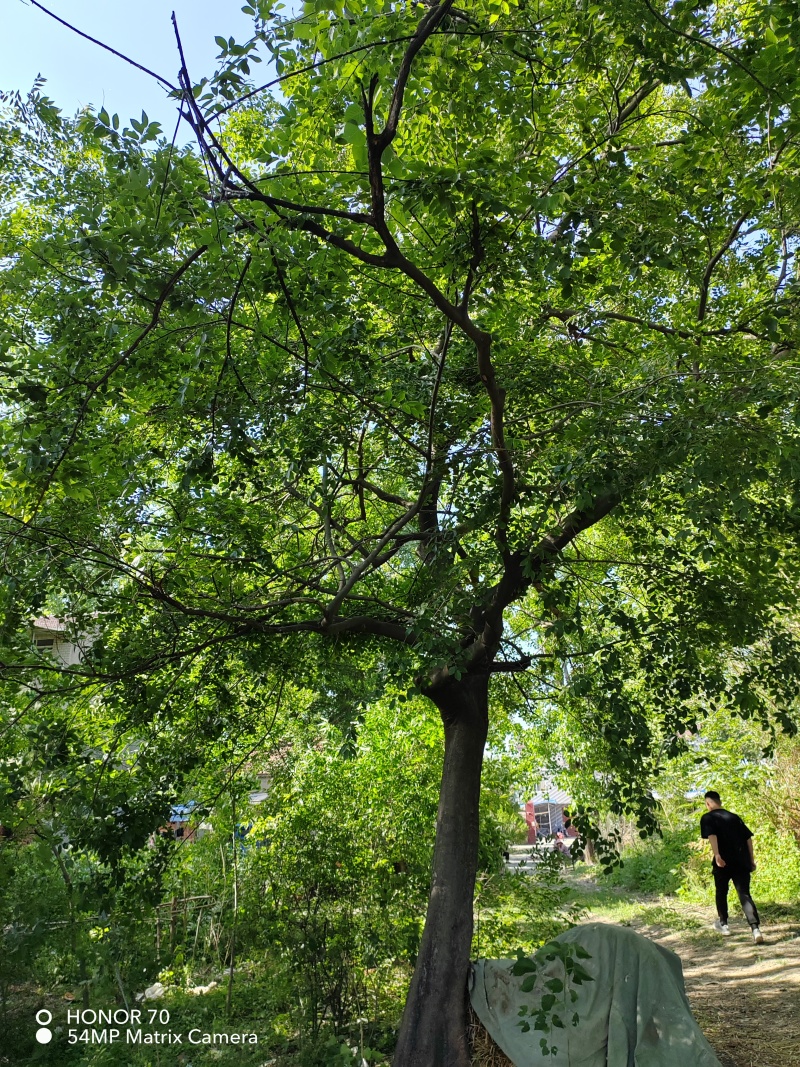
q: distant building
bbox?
[521,785,576,844]
[156,802,214,844]
[31,616,84,667]
[156,773,270,846]
[248,772,271,804]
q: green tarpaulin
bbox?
[469,923,722,1067]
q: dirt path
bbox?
[575,885,800,1067]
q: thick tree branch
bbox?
[607,78,660,134]
[490,657,533,673]
[475,332,516,553]
[286,217,397,269]
[123,571,418,646]
[460,200,484,311]
[697,214,748,323]
[286,216,475,339]
[268,244,311,389]
[481,492,621,664]
[373,0,455,153]
[220,254,256,405]
[531,493,620,561]
[418,323,453,560]
[344,478,413,509]
[326,500,423,618]
[221,184,374,225]
[174,16,373,226]
[322,463,347,589]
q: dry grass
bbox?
[468,1004,515,1067]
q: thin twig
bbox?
[26,244,208,520]
[30,0,178,92]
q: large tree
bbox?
[2,0,800,1061]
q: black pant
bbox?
[712,863,760,928]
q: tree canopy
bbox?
[1,0,800,1061]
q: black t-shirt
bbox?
[700,807,753,869]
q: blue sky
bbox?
[1,0,256,131]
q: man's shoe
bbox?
[752,927,765,944]
[713,920,731,935]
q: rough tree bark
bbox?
[393,670,490,1067]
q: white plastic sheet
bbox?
[469,923,722,1066]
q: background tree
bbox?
[1,0,800,1062]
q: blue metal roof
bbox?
[530,788,572,806]
[170,801,197,823]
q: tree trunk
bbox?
[393,671,489,1067]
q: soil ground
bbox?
[566,870,800,1067]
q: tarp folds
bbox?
[469,923,722,1067]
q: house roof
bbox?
[530,787,573,806]
[32,616,67,632]
[170,802,198,823]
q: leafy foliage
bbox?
[473,854,581,959]
[511,940,594,1057]
[2,0,800,1057]
[603,827,694,895]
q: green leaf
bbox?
[342,121,365,146]
[293,20,319,39]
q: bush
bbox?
[679,830,800,905]
[603,827,694,895]
[0,690,582,1066]
[473,853,583,959]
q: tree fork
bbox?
[393,671,489,1066]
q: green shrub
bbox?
[679,830,800,905]
[473,854,583,959]
[603,828,694,895]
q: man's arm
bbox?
[708,834,726,867]
[747,837,756,871]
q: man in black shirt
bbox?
[700,790,764,944]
